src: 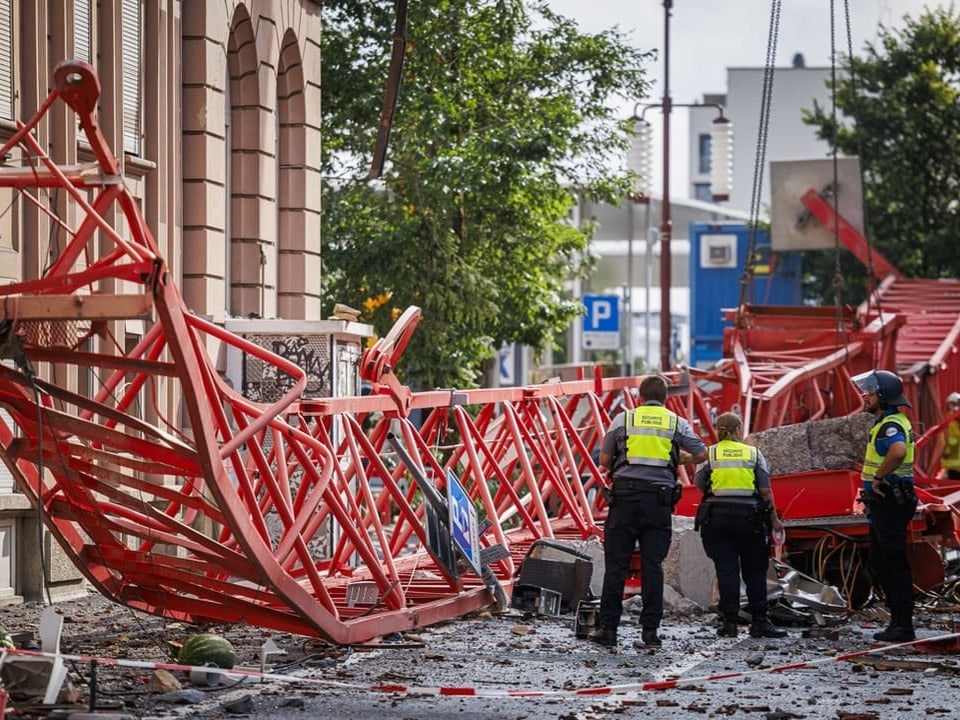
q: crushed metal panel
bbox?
[768,559,846,614]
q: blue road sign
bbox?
[447,470,481,576]
[582,294,620,350]
[583,294,619,332]
[498,343,515,386]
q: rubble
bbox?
[0,588,957,719]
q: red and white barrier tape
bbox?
[2,631,957,699]
[0,649,360,691]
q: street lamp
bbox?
[626,0,733,370]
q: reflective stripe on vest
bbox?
[625,405,677,467]
[860,412,914,484]
[708,440,757,496]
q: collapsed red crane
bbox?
[0,61,716,643]
[1,64,958,644]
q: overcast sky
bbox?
[545,0,940,102]
[543,0,944,194]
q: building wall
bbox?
[0,0,322,603]
[688,66,833,214]
[687,93,727,203]
[181,1,322,325]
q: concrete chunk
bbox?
[749,414,875,476]
[663,515,717,611]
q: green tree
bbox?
[321,0,651,388]
[803,6,960,305]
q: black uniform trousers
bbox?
[598,487,672,632]
[868,490,917,615]
[699,503,770,620]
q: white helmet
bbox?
[947,391,960,406]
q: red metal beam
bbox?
[799,188,902,281]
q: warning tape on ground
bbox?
[2,632,958,698]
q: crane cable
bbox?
[838,0,887,366]
[829,0,844,341]
[830,0,887,399]
[736,0,781,326]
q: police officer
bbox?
[694,412,786,639]
[588,375,707,648]
[853,369,917,642]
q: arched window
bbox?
[226,6,262,318]
[276,30,321,320]
[276,31,305,318]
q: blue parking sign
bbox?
[583,295,619,332]
[582,294,620,350]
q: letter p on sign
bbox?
[582,294,620,350]
[583,294,619,332]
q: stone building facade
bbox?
[0,0,322,603]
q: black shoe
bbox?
[873,624,915,643]
[586,627,617,647]
[717,621,738,638]
[641,629,662,647]
[749,617,787,639]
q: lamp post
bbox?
[625,200,635,375]
[627,0,732,370]
[646,226,659,369]
[659,0,673,372]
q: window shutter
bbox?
[0,0,12,120]
[74,0,92,64]
[121,0,141,155]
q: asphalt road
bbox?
[4,591,959,719]
[128,608,960,720]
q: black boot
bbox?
[717,617,738,638]
[874,610,915,643]
[749,614,787,639]
[586,626,618,647]
[641,628,662,647]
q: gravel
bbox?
[2,590,959,719]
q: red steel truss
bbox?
[0,61,721,643]
[1,63,958,642]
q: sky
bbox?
[543,0,945,194]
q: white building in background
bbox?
[550,56,838,380]
[571,195,751,372]
[689,55,834,212]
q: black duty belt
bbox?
[612,479,663,493]
[704,501,758,517]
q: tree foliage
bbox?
[321,0,651,388]
[803,6,960,305]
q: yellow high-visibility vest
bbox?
[943,420,960,471]
[860,413,914,485]
[708,440,757,497]
[625,405,677,467]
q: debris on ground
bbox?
[0,567,956,720]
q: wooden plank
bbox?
[10,293,152,320]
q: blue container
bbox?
[689,222,801,366]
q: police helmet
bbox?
[852,369,912,409]
[947,391,960,407]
